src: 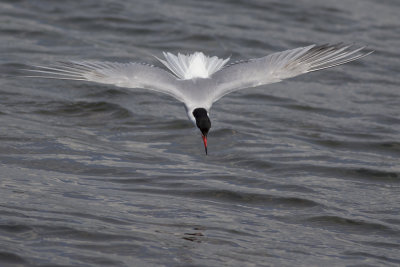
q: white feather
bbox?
[24,43,373,119]
[156,52,230,80]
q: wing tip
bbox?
[302,42,374,72]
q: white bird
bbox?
[25,43,373,154]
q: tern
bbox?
[25,43,373,154]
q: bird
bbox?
[24,43,373,155]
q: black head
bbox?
[192,108,211,154]
[193,108,211,136]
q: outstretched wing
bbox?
[211,43,373,102]
[24,61,185,101]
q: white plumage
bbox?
[24,43,373,131]
[157,52,230,80]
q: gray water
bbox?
[1,0,400,266]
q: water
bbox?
[1,0,399,266]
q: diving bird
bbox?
[25,43,373,154]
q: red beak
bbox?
[202,135,208,155]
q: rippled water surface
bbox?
[1,0,400,266]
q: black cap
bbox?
[192,108,211,136]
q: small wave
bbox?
[0,251,27,264]
[304,215,397,235]
[34,101,132,119]
[125,188,321,209]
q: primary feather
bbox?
[25,61,185,101]
[211,43,373,101]
[24,43,373,111]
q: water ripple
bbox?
[1,0,399,266]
